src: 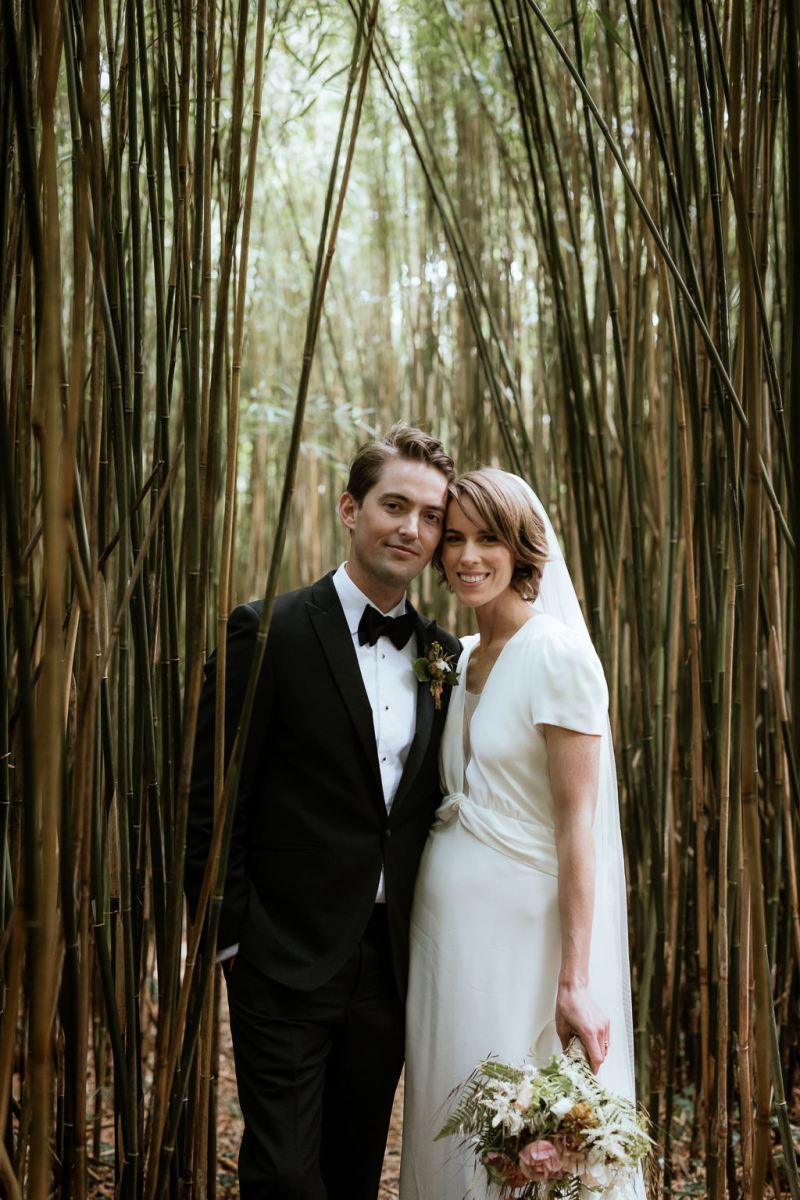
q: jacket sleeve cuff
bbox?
[216,942,239,963]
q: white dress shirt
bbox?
[332,563,418,902]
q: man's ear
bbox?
[338,491,358,532]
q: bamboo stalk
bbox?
[27,3,68,1195]
[729,0,774,1190]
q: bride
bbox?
[399,469,643,1199]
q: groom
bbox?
[185,424,459,1199]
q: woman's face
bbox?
[441,497,516,608]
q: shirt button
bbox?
[385,829,392,840]
[384,705,389,711]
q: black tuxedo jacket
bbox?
[185,571,460,998]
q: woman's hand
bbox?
[555,980,609,1073]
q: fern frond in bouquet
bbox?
[437,1039,650,1198]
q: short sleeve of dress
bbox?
[530,624,609,735]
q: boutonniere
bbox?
[412,641,460,710]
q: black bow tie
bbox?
[357,604,415,650]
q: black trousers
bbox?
[225,907,405,1200]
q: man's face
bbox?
[338,456,449,602]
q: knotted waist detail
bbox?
[434,791,558,877]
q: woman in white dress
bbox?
[400,470,642,1199]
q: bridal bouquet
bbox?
[437,1039,650,1198]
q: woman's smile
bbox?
[455,571,490,586]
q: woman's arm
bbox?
[543,724,610,1073]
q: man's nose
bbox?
[399,511,419,538]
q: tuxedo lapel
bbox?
[391,615,437,816]
[305,575,383,793]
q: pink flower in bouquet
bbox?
[482,1150,529,1189]
[518,1139,564,1181]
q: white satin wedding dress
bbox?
[399,614,644,1200]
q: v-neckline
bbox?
[463,615,538,697]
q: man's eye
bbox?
[424,513,442,524]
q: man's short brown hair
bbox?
[345,423,455,503]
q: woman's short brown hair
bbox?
[345,423,455,503]
[432,468,549,601]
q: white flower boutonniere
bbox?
[412,641,460,710]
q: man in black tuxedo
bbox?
[185,424,459,1199]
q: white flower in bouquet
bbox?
[579,1149,613,1189]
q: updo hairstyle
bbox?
[432,468,549,602]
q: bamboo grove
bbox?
[0,0,797,1196]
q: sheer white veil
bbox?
[507,474,637,1099]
